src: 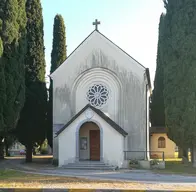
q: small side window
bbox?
[158,137,166,148]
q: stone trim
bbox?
[56,104,128,137]
[75,119,103,162]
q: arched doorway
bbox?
[79,122,100,161]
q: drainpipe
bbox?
[146,84,148,160]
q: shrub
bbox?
[150,159,159,166]
[40,148,48,155]
[129,159,139,165]
[40,139,49,155]
[129,159,140,169]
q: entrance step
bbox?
[62,161,117,170]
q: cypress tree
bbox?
[0,19,5,159]
[0,38,3,57]
[47,14,67,148]
[0,36,5,158]
[150,14,165,127]
[51,14,67,71]
[162,0,196,165]
[0,0,27,158]
[4,0,27,134]
[0,14,2,57]
[16,0,47,162]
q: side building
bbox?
[150,126,176,159]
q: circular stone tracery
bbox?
[87,84,109,108]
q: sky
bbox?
[41,0,165,87]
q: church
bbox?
[50,20,151,168]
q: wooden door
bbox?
[90,130,100,160]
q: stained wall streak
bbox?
[53,48,147,154]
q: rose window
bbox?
[87,84,109,108]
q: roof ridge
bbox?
[50,29,148,78]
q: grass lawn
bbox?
[153,151,196,175]
[154,160,196,175]
[0,169,195,191]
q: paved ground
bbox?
[2,157,196,191]
[1,157,196,186]
[0,190,175,192]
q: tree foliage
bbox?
[50,14,67,72]
[162,0,196,150]
[0,44,5,131]
[0,0,27,158]
[47,14,67,147]
[0,38,3,57]
[16,0,47,162]
[3,0,27,132]
[150,14,165,127]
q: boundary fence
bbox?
[124,150,165,161]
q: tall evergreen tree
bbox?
[0,38,3,57]
[0,35,5,159]
[150,14,165,127]
[4,0,27,134]
[47,14,66,148]
[162,0,196,166]
[16,0,47,162]
[0,12,4,158]
[51,14,67,71]
[0,0,27,159]
[0,18,3,56]
[0,34,4,159]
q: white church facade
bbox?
[50,20,151,168]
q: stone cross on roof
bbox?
[92,19,101,31]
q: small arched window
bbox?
[158,137,166,148]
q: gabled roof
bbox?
[56,104,128,137]
[97,30,146,69]
[51,30,96,78]
[50,30,151,87]
[150,126,167,134]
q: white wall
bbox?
[150,133,176,158]
[52,30,149,159]
[51,31,145,83]
[73,68,121,123]
[58,119,78,166]
[101,118,125,168]
[91,112,125,168]
[58,107,125,168]
[9,142,25,150]
[146,82,151,159]
[53,137,58,160]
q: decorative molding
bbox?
[71,67,122,122]
[85,109,94,119]
[86,84,109,109]
[75,118,104,162]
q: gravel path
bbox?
[1,158,196,190]
[1,158,196,185]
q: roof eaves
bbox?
[56,104,128,137]
[50,30,97,79]
[97,30,146,69]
